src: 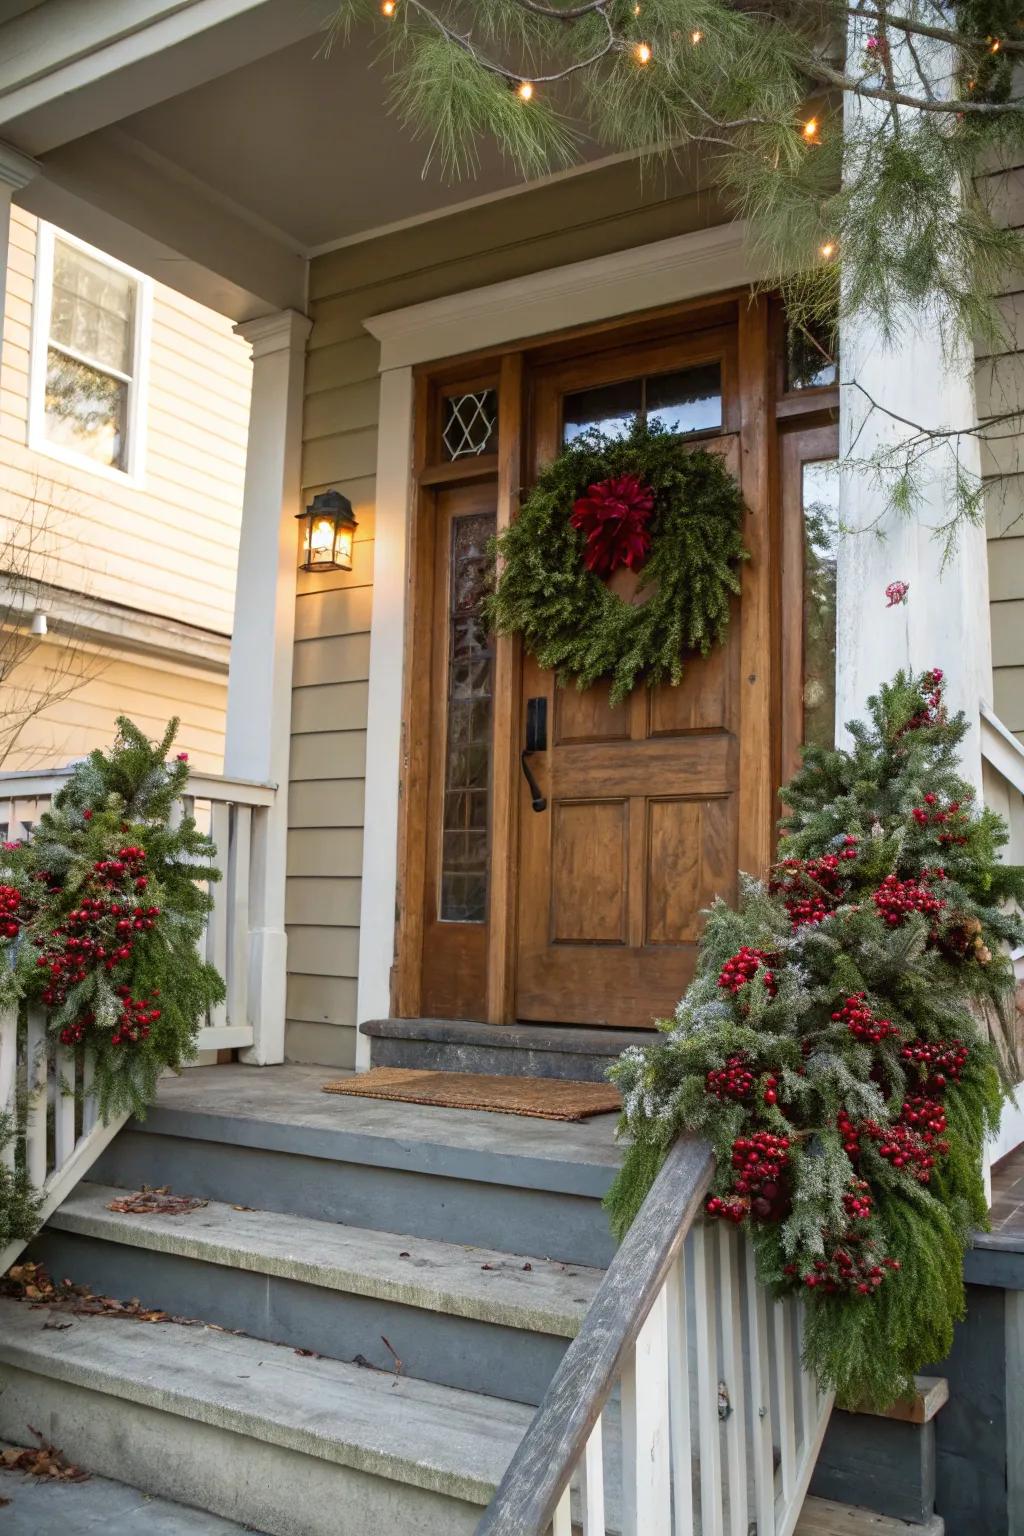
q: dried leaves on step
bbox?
[0,1428,89,1483]
[3,1262,194,1327]
[106,1185,207,1216]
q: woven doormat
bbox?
[321,1067,621,1121]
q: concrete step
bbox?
[0,1296,534,1536]
[361,1017,658,1083]
[93,1063,623,1267]
[32,1181,603,1404]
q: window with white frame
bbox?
[31,226,148,479]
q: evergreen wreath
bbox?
[0,717,224,1137]
[484,417,748,706]
[607,668,1023,1409]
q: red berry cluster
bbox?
[731,1130,791,1218]
[705,1052,756,1102]
[905,668,945,731]
[795,1245,901,1295]
[832,993,899,1044]
[911,792,969,848]
[705,1195,747,1224]
[770,841,858,930]
[33,895,161,1005]
[111,985,162,1046]
[93,845,150,892]
[842,1178,873,1221]
[873,873,946,928]
[718,946,777,997]
[901,1038,968,1092]
[0,882,28,940]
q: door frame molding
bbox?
[355,221,762,1067]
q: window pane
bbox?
[563,378,642,444]
[44,348,128,468]
[51,239,135,375]
[802,459,839,750]
[440,510,495,923]
[786,317,838,392]
[646,363,722,435]
[442,389,497,461]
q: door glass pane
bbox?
[51,239,135,374]
[646,363,722,435]
[802,459,839,750]
[786,316,838,392]
[440,510,495,923]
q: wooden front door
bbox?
[514,328,758,1028]
[399,297,778,1031]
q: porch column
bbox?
[226,309,311,1065]
[0,142,38,393]
[835,52,991,792]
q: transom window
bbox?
[31,226,149,479]
[563,361,722,444]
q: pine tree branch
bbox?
[847,5,1024,57]
[808,57,1022,112]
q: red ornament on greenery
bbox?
[570,472,655,578]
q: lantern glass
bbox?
[298,490,357,573]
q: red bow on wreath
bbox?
[570,472,655,579]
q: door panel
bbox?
[514,331,748,1028]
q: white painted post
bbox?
[355,363,415,1070]
[0,142,39,395]
[835,32,991,795]
[225,310,311,1065]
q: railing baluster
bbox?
[207,801,231,1031]
[0,1005,17,1171]
[632,1285,671,1534]
[580,1414,606,1536]
[774,1298,797,1508]
[797,1302,816,1458]
[718,1224,749,1536]
[666,1247,695,1536]
[81,1052,97,1135]
[54,1043,77,1169]
[25,1006,48,1186]
[228,804,252,1031]
[744,1235,777,1536]
[693,1222,724,1536]
[551,1485,572,1536]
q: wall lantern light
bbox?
[297,490,358,573]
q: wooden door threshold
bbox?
[360,1018,657,1083]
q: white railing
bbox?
[0,767,277,1272]
[478,1138,833,1536]
[979,704,1024,1166]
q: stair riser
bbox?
[29,1228,571,1405]
[368,1034,619,1082]
[809,1410,938,1526]
[0,1365,483,1536]
[94,1131,617,1268]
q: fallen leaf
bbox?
[481,1263,494,1271]
[231,1205,255,1212]
[0,1428,89,1483]
[522,1263,533,1272]
[398,1251,410,1259]
[294,1347,319,1358]
[107,1188,207,1216]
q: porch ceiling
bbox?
[0,0,616,320]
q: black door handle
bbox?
[521,697,547,812]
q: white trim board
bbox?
[363,221,763,372]
[355,220,757,1067]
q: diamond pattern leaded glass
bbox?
[440,510,495,923]
[442,389,498,461]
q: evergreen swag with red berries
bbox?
[0,717,224,1139]
[607,667,1024,1408]
[484,417,747,706]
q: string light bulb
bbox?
[635,41,652,64]
[516,79,534,101]
[990,36,1002,52]
[819,241,836,260]
[633,3,641,13]
[802,116,820,143]
[380,0,396,14]
[691,29,703,43]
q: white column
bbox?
[835,46,991,793]
[355,363,414,1070]
[226,309,311,1065]
[0,142,39,394]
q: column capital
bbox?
[234,309,311,360]
[0,140,39,193]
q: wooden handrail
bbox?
[477,1135,714,1536]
